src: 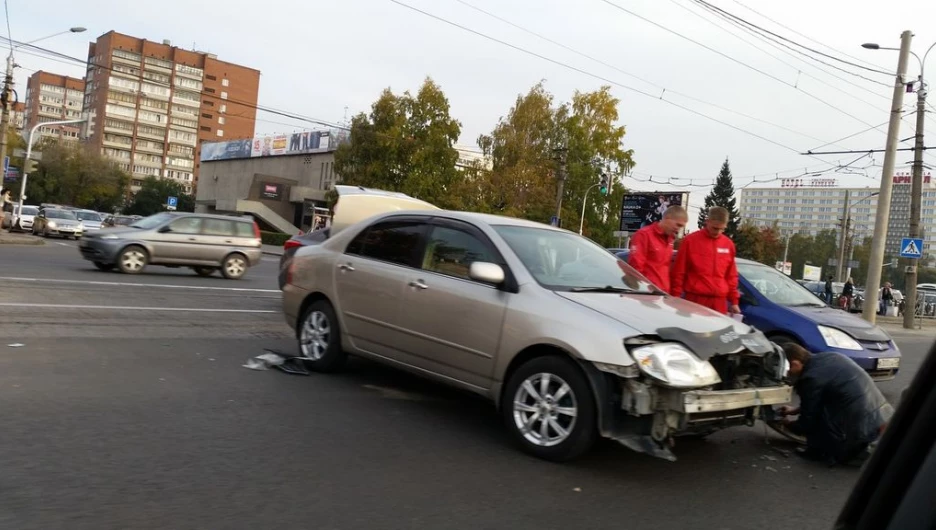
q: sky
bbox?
[7,0,936,220]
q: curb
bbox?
[0,238,45,246]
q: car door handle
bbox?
[188,237,198,241]
[338,263,355,272]
[225,240,233,244]
[408,280,429,290]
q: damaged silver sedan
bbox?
[282,199,791,462]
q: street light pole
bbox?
[836,189,851,282]
[861,30,913,324]
[579,183,600,235]
[16,118,87,216]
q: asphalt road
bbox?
[0,243,932,530]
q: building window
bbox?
[205,87,216,94]
[200,126,211,132]
[216,129,224,137]
[203,100,214,106]
[219,91,228,100]
[219,104,226,113]
[221,78,229,87]
[201,113,213,119]
[206,74,217,81]
[218,116,225,125]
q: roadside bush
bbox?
[260,231,291,246]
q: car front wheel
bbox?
[118,246,148,274]
[502,355,598,462]
[298,300,346,372]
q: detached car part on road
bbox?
[78,212,263,279]
[282,196,792,462]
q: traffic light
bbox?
[25,159,38,174]
[599,173,609,195]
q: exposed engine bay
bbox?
[591,325,792,461]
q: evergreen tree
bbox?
[698,157,740,237]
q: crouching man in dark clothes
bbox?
[778,343,894,466]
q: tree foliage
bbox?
[333,77,462,209]
[699,158,740,237]
[734,221,784,265]
[124,176,195,217]
[785,229,838,281]
[24,142,129,213]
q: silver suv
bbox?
[79,212,263,279]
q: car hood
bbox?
[80,220,103,228]
[556,292,751,336]
[785,304,891,341]
[49,219,81,226]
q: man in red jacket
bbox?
[627,205,687,293]
[670,206,740,315]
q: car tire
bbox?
[220,253,248,280]
[501,355,598,462]
[297,300,347,372]
[93,262,115,272]
[118,246,148,274]
[193,267,215,277]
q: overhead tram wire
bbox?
[388,0,850,162]
[687,0,890,92]
[598,0,884,128]
[450,0,837,147]
[696,0,892,77]
[727,0,891,72]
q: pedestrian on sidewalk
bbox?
[824,275,835,305]
[842,277,855,311]
[670,206,740,315]
[0,188,10,231]
[627,205,687,293]
[879,282,895,316]
[777,343,893,466]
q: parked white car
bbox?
[4,205,39,232]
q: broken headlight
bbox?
[630,343,722,389]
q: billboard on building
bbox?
[803,265,822,282]
[200,128,351,162]
[619,192,688,232]
[261,182,283,200]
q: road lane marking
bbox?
[0,276,281,293]
[0,302,277,313]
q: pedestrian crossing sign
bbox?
[899,237,923,259]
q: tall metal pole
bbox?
[0,53,14,172]
[552,146,567,227]
[863,30,913,324]
[836,189,850,282]
[579,183,600,235]
[903,72,928,328]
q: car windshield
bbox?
[493,225,660,293]
[738,262,825,307]
[76,211,102,222]
[19,206,37,216]
[129,212,176,229]
[46,209,77,220]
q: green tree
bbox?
[699,158,740,237]
[734,222,784,266]
[333,77,462,209]
[471,82,635,246]
[24,142,129,212]
[124,176,195,217]
[785,229,838,280]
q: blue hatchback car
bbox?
[615,250,901,381]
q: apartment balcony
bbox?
[167,135,197,147]
[111,54,142,67]
[143,61,172,74]
[136,126,167,141]
[171,93,201,108]
[133,156,163,168]
[103,136,133,149]
[174,66,204,81]
[103,123,134,135]
[134,142,164,155]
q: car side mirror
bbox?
[469,261,505,284]
[158,225,172,233]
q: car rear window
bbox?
[202,218,237,237]
[234,221,255,238]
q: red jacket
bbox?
[628,222,675,293]
[670,230,740,305]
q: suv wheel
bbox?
[118,246,148,274]
[298,300,346,371]
[221,254,247,280]
[502,356,598,462]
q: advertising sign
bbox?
[802,264,822,282]
[261,182,282,200]
[199,128,351,162]
[892,171,932,184]
[780,177,838,188]
[619,192,687,232]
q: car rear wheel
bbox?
[502,355,598,462]
[298,300,346,372]
[193,267,215,277]
[221,254,247,280]
[118,246,148,274]
[93,262,115,272]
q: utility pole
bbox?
[836,189,851,282]
[552,145,567,227]
[903,72,927,328]
[863,30,913,324]
[0,53,14,172]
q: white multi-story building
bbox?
[739,172,936,258]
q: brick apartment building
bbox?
[11,101,25,134]
[82,31,260,193]
[23,71,86,143]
